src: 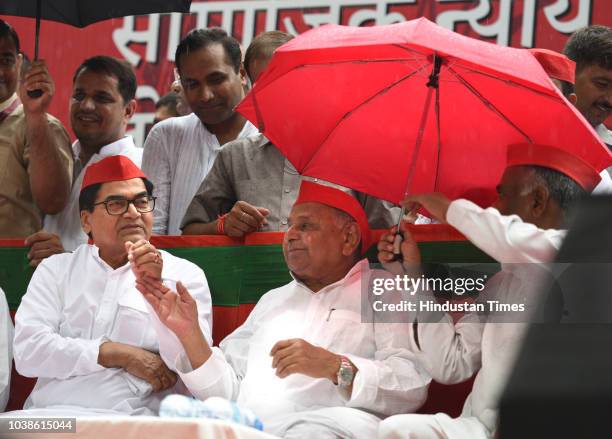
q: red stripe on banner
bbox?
[149,235,243,247]
[0,225,466,249]
[244,232,285,245]
[0,239,26,247]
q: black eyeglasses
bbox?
[93,195,156,216]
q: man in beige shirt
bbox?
[0,19,72,238]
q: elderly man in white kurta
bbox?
[377,143,601,439]
[12,156,212,415]
[136,181,430,438]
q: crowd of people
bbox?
[0,15,610,439]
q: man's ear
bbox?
[81,210,92,236]
[531,184,550,218]
[239,63,248,87]
[568,92,578,106]
[342,222,361,256]
[124,99,137,121]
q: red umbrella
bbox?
[237,18,612,207]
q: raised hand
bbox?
[19,60,54,115]
[402,193,451,224]
[135,275,199,339]
[126,239,163,281]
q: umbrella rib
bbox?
[459,67,563,101]
[254,57,424,96]
[447,66,533,143]
[392,44,431,59]
[300,64,431,174]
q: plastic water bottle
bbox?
[159,394,264,431]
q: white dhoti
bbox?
[268,406,380,439]
[378,413,489,439]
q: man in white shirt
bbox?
[563,25,612,148]
[142,28,258,236]
[25,56,143,263]
[136,181,430,438]
[377,143,600,438]
[529,47,612,194]
[0,287,12,411]
[12,156,212,416]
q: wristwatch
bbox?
[336,356,354,388]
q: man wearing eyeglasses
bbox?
[12,156,212,416]
[25,55,143,266]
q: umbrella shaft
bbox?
[34,0,41,60]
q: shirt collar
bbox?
[291,259,369,295]
[90,244,131,273]
[0,93,18,112]
[73,135,136,165]
[595,124,612,146]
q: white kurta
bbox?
[13,244,212,416]
[44,136,143,251]
[0,288,13,411]
[379,199,566,439]
[151,260,430,438]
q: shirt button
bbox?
[284,188,290,193]
[281,219,288,225]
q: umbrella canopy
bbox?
[237,18,612,206]
[0,0,191,28]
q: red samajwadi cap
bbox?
[294,180,372,254]
[528,48,575,84]
[507,143,601,191]
[81,155,147,193]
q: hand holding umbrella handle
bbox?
[390,206,407,261]
[27,0,43,99]
[391,232,403,262]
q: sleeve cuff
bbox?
[342,354,378,408]
[445,199,477,230]
[89,337,108,373]
[175,347,229,397]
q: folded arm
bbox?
[14,260,106,379]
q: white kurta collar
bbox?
[73,136,137,165]
[89,244,132,273]
[290,259,369,295]
[596,124,612,146]
[0,93,18,112]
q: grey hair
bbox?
[527,165,587,215]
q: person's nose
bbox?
[79,96,96,111]
[285,224,300,241]
[604,87,612,106]
[199,84,214,103]
[123,201,141,219]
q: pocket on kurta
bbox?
[109,305,150,347]
[324,309,373,355]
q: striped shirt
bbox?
[142,113,258,235]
